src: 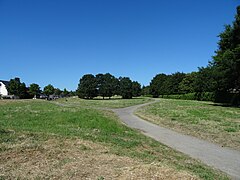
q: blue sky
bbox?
[0,0,239,90]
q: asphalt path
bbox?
[112,101,240,179]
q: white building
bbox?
[0,80,9,96]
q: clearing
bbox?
[0,98,228,179]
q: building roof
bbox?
[0,80,10,86]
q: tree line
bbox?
[4,6,239,105]
[149,6,240,105]
[6,77,73,99]
[76,73,141,99]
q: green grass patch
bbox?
[0,100,228,179]
[55,96,153,108]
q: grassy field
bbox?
[0,99,228,179]
[55,96,153,108]
[136,98,240,150]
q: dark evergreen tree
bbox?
[19,83,29,99]
[112,77,120,96]
[29,83,41,97]
[54,88,62,96]
[96,73,105,98]
[96,73,117,99]
[119,77,133,99]
[149,73,167,97]
[7,77,29,98]
[193,67,216,100]
[7,77,21,96]
[211,6,240,105]
[179,72,197,94]
[77,74,98,99]
[43,84,55,96]
[168,72,186,94]
[141,85,150,96]
[132,81,141,97]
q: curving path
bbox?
[112,101,240,179]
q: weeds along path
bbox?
[112,100,240,179]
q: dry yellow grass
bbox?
[0,136,198,180]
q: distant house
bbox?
[0,80,9,96]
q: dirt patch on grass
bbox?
[0,136,198,179]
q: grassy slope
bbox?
[0,99,228,179]
[136,98,240,150]
[55,96,153,108]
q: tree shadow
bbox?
[209,103,240,108]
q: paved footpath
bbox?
[112,101,240,179]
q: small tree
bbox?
[43,84,55,96]
[7,77,28,98]
[63,88,69,97]
[54,88,62,96]
[7,77,21,96]
[19,83,28,99]
[68,91,76,97]
[141,85,150,96]
[29,83,41,97]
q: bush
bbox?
[163,92,215,102]
[214,91,240,106]
[163,93,195,100]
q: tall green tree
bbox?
[7,77,28,98]
[43,84,55,96]
[179,72,197,94]
[149,73,168,97]
[150,72,185,97]
[119,77,133,99]
[112,77,120,96]
[168,72,186,94]
[19,83,28,99]
[7,77,21,96]
[211,6,240,105]
[96,73,117,99]
[193,66,216,100]
[96,73,105,98]
[132,81,141,97]
[29,83,41,97]
[77,74,98,99]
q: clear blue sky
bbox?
[0,0,239,90]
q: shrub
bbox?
[163,92,215,102]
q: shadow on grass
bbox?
[209,103,240,108]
